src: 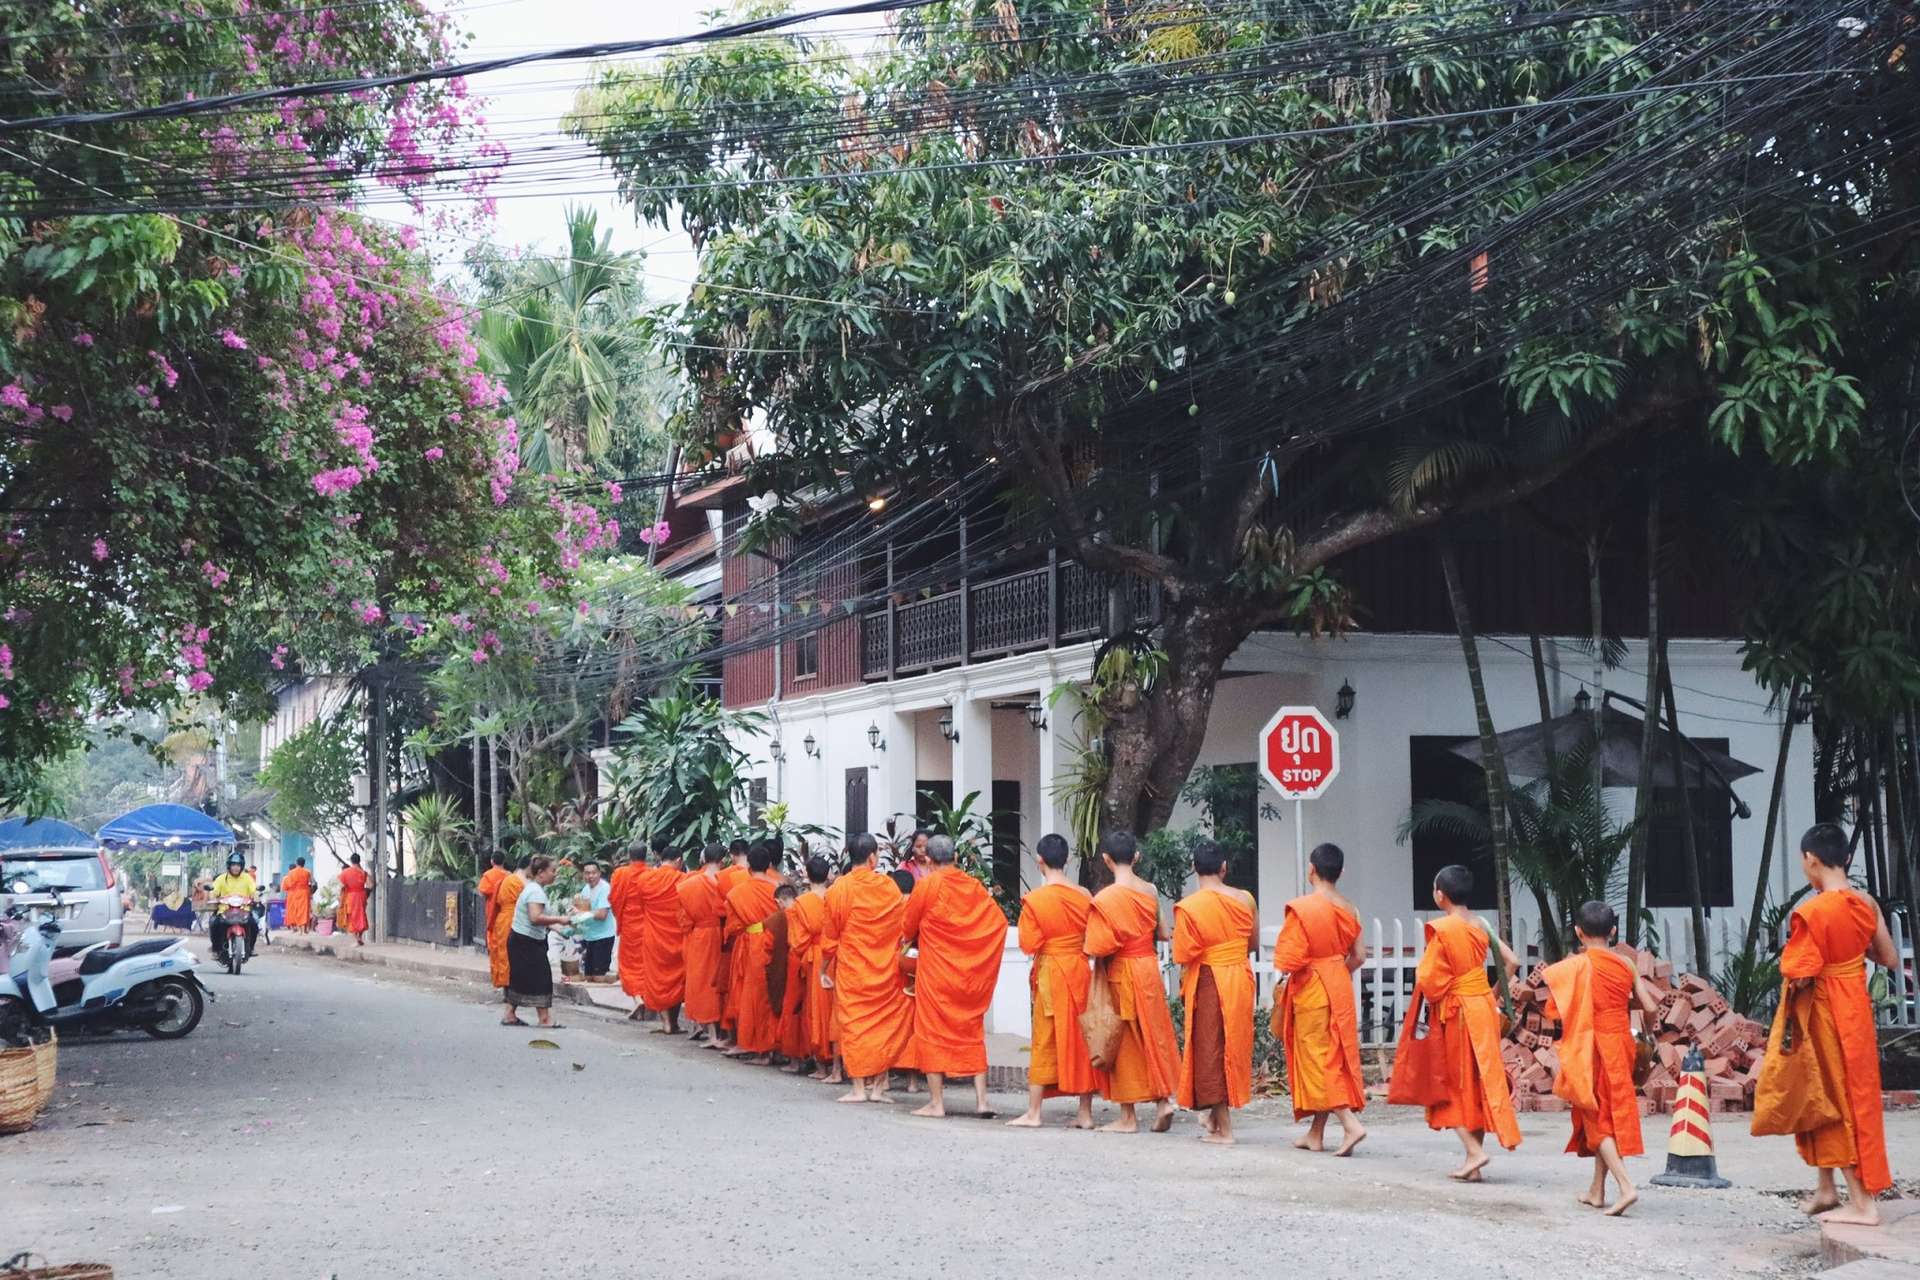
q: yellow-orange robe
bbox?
[1411,914,1521,1149]
[475,865,505,946]
[772,906,812,1059]
[1086,884,1181,1104]
[337,864,370,934]
[725,874,783,1053]
[281,866,314,930]
[1174,888,1256,1111]
[608,860,648,998]
[1770,889,1891,1193]
[1018,883,1107,1098]
[676,869,726,1025]
[636,862,687,1012]
[903,867,1005,1077]
[487,873,524,991]
[789,890,835,1060]
[1542,947,1642,1158]
[1273,893,1366,1118]
[825,866,915,1079]
[716,864,748,1031]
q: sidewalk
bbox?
[1822,1201,1920,1276]
[272,931,1034,1089]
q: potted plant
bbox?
[313,881,339,936]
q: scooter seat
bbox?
[78,938,179,975]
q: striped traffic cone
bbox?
[1650,1046,1731,1189]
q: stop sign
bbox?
[1259,705,1341,800]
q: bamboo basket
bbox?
[32,1033,56,1109]
[0,1041,46,1134]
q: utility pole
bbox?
[370,675,390,942]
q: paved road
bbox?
[4,946,1868,1279]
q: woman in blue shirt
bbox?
[576,859,616,982]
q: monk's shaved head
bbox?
[748,843,775,873]
[1190,839,1226,878]
[1099,830,1138,864]
[806,855,831,884]
[1801,822,1850,869]
[848,831,878,866]
[1574,900,1617,939]
[1309,843,1344,883]
[1035,833,1069,869]
[1433,863,1473,905]
[702,842,725,865]
[775,883,797,903]
[926,835,956,865]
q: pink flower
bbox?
[269,644,288,671]
[0,383,30,412]
[606,482,623,503]
[353,600,382,624]
[188,672,214,693]
[0,693,9,710]
[311,466,362,496]
[202,561,231,589]
[50,404,72,423]
[219,329,249,349]
[71,332,93,347]
[91,538,108,562]
[470,648,488,664]
[423,446,444,460]
[117,666,135,696]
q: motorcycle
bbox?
[0,878,211,1041]
[216,894,255,975]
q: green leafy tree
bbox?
[259,711,362,840]
[604,687,767,851]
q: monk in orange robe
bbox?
[1085,830,1179,1134]
[902,835,1006,1118]
[1762,822,1899,1226]
[1273,842,1367,1155]
[608,846,649,1017]
[676,843,728,1042]
[770,883,810,1069]
[1402,863,1522,1180]
[1009,834,1104,1129]
[475,853,506,949]
[825,832,914,1103]
[1173,841,1257,1144]
[281,858,314,932]
[336,853,371,945]
[723,844,784,1063]
[713,840,750,1041]
[1541,900,1660,1216]
[788,854,841,1082]
[635,841,687,1033]
[488,861,525,999]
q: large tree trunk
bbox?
[1524,635,1567,960]
[1659,653,1712,978]
[1439,538,1516,943]
[1627,487,1661,945]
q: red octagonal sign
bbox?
[1259,705,1341,800]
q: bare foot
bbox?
[1006,1114,1043,1128]
[1151,1106,1175,1134]
[1604,1189,1638,1218]
[823,1074,846,1085]
[835,1089,869,1105]
[1097,1118,1139,1134]
[1448,1153,1491,1182]
[1293,1133,1325,1152]
[1801,1192,1842,1216]
[1201,1132,1237,1146]
[1816,1205,1882,1227]
[626,1007,645,1021]
[974,1109,997,1120]
[1578,1192,1605,1209]
[744,1054,771,1066]
[780,1062,804,1074]
[649,1025,675,1035]
[867,1093,896,1105]
[911,1102,946,1118]
[1334,1127,1367,1157]
[808,1068,829,1081]
[702,1039,727,1052]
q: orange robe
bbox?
[825,866,915,1079]
[716,865,748,1031]
[1411,914,1521,1149]
[475,865,505,946]
[676,870,726,1025]
[1772,889,1891,1193]
[1174,889,1256,1111]
[1541,947,1643,1158]
[608,861,647,997]
[789,891,835,1060]
[1273,893,1366,1118]
[725,875,783,1053]
[1085,884,1180,1104]
[773,906,813,1059]
[337,865,370,935]
[1018,883,1106,1098]
[281,866,313,930]
[487,873,524,990]
[903,867,1006,1077]
[636,863,688,1012]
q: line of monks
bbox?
[473,820,1895,1225]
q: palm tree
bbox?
[476,205,641,474]
[403,792,475,881]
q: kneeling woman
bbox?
[506,856,571,1029]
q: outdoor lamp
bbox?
[1024,701,1048,731]
[1573,688,1592,715]
[1792,685,1816,723]
[938,706,959,743]
[867,721,886,752]
[803,732,819,758]
[1334,679,1356,720]
[769,739,786,763]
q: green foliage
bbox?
[605,687,767,851]
[917,787,1016,923]
[738,800,841,878]
[1714,886,1810,1020]
[403,793,475,883]
[259,712,361,837]
[1136,826,1202,903]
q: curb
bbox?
[1819,1200,1920,1271]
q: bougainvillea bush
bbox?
[0,1,578,804]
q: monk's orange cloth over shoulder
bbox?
[281,866,314,930]
[725,875,783,1053]
[636,863,687,1012]
[474,865,504,944]
[825,867,914,1079]
[487,873,524,990]
[787,891,833,1058]
[676,870,726,1025]
[336,865,370,934]
[1018,883,1106,1098]
[608,862,647,998]
[1086,885,1180,1104]
[1414,915,1521,1150]
[903,867,1005,1076]
[1542,948,1642,1157]
[715,866,748,1029]
[1174,889,1256,1110]
[1768,889,1891,1194]
[1272,893,1365,1117]
[773,906,812,1058]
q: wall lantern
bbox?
[938,705,959,744]
[867,721,886,752]
[1334,679,1356,720]
[1572,688,1593,716]
[768,739,785,763]
[803,732,819,758]
[1024,701,1048,732]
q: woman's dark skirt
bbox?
[506,930,553,1008]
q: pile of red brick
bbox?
[1499,946,1769,1115]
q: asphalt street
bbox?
[4,943,1879,1279]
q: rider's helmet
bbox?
[226,853,244,871]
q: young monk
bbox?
[1009,833,1104,1129]
[1762,822,1899,1226]
[609,844,650,1019]
[1273,842,1368,1155]
[902,835,1006,1119]
[769,881,807,1071]
[487,858,526,1002]
[1085,830,1180,1134]
[723,843,784,1064]
[825,833,916,1103]
[1405,863,1523,1180]
[676,843,728,1046]
[1173,839,1257,1145]
[1540,900,1660,1216]
[473,852,505,946]
[635,839,687,1033]
[788,855,842,1083]
[715,839,751,1041]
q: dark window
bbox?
[792,630,819,681]
[1645,738,1735,908]
[1202,763,1261,902]
[915,781,953,828]
[844,767,869,841]
[1407,735,1498,910]
[991,779,1022,902]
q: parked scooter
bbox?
[0,877,210,1041]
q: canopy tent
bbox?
[0,816,97,854]
[97,802,234,849]
[1449,704,1762,797]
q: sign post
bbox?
[1258,706,1342,896]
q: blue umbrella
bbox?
[97,802,234,849]
[0,815,97,854]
